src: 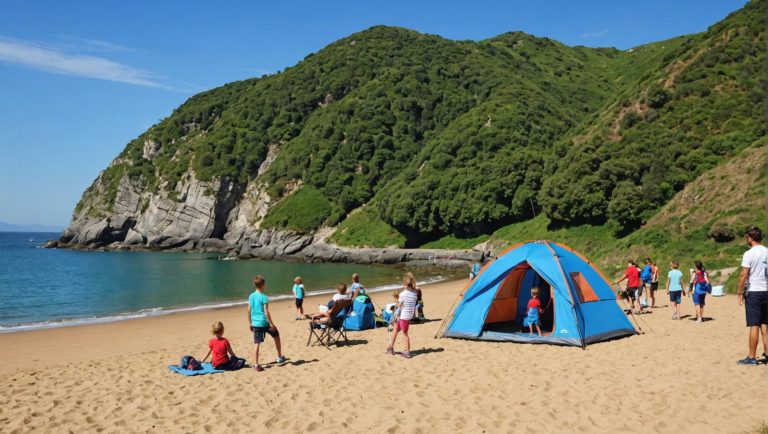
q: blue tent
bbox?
[443,241,636,346]
[344,299,375,331]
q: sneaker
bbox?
[761,353,768,364]
[276,355,286,364]
[253,365,265,372]
[696,318,703,323]
[385,347,395,355]
[737,357,758,366]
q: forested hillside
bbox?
[64,0,765,259]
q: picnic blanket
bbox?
[167,362,225,376]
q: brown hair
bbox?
[352,273,360,282]
[337,282,347,294]
[211,321,224,335]
[403,272,416,288]
[531,287,540,297]
[392,290,400,299]
[253,275,265,288]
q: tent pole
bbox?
[434,291,464,339]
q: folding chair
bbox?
[307,299,352,349]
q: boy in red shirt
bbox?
[201,322,246,370]
[523,287,543,335]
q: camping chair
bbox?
[307,299,352,349]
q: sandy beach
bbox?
[1,278,766,433]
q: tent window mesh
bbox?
[570,272,599,303]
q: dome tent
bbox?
[442,241,636,347]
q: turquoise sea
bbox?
[0,232,457,332]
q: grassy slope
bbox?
[488,141,767,289]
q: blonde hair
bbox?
[211,321,224,336]
[531,287,540,297]
[403,272,416,288]
[337,282,347,294]
[253,275,265,288]
[392,290,400,299]
[352,273,360,282]
[294,276,302,284]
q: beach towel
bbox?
[167,362,226,376]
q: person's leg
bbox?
[671,300,677,318]
[760,324,768,356]
[387,322,400,351]
[403,330,410,353]
[529,323,533,334]
[650,284,656,308]
[747,326,759,359]
[535,324,541,336]
[253,342,261,367]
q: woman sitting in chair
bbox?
[311,283,350,324]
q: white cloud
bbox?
[0,37,161,87]
[581,29,609,39]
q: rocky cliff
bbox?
[53,1,765,263]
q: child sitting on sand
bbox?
[523,287,543,335]
[292,276,305,320]
[201,321,246,370]
[386,273,418,358]
[385,290,400,332]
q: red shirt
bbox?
[209,337,230,368]
[625,266,640,287]
[527,298,541,310]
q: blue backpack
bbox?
[180,355,202,370]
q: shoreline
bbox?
[0,274,457,335]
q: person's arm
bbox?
[227,341,237,358]
[247,303,253,331]
[615,275,627,285]
[200,348,212,363]
[703,272,710,284]
[665,277,670,293]
[264,303,276,330]
[737,267,749,306]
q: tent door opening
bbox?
[482,263,553,334]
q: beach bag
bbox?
[180,355,202,371]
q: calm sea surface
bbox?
[0,232,457,332]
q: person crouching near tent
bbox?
[616,260,642,314]
[386,272,419,358]
[523,287,543,335]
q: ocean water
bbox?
[0,232,457,332]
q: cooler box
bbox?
[712,285,724,297]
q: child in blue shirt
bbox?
[248,275,285,372]
[666,261,685,320]
[292,276,305,320]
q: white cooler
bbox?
[712,285,724,297]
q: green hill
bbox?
[66,0,765,265]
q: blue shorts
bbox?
[669,291,682,304]
[252,326,279,343]
[295,298,304,308]
[745,291,768,327]
[692,291,706,306]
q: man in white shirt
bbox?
[736,226,768,366]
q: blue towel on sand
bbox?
[168,362,225,376]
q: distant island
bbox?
[0,222,64,233]
[52,0,765,277]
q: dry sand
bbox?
[1,279,766,433]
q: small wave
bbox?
[0,275,453,333]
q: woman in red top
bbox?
[201,322,246,370]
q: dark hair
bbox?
[694,260,705,272]
[645,257,651,264]
[745,226,762,242]
[337,282,347,294]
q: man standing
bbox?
[640,258,653,308]
[650,260,660,308]
[736,226,768,366]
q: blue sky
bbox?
[0,0,749,227]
